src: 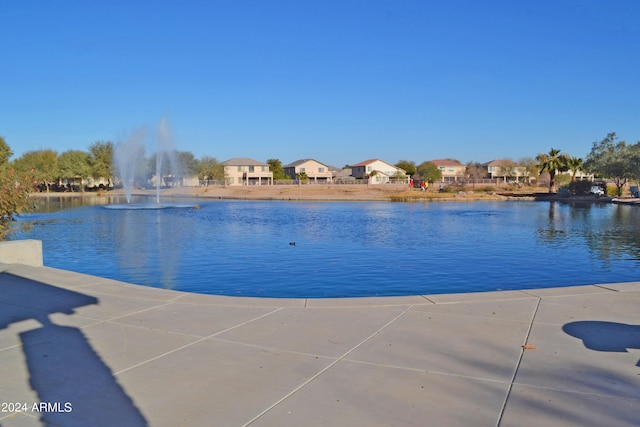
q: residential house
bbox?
[430,159,466,182]
[350,159,408,184]
[283,159,333,183]
[484,159,593,184]
[483,159,529,183]
[333,168,355,184]
[222,158,273,186]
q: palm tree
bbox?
[567,157,584,182]
[536,148,569,193]
[296,171,309,183]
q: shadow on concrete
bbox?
[0,272,148,426]
[563,320,640,367]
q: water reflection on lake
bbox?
[14,199,640,298]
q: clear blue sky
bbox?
[2,0,639,167]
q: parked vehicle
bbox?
[590,185,605,196]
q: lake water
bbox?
[13,197,640,298]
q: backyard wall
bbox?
[0,240,43,267]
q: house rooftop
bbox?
[351,159,388,167]
[222,158,268,166]
[482,159,517,167]
[283,159,329,168]
[430,159,464,166]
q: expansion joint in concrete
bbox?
[496,297,542,427]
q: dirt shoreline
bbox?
[29,184,613,203]
[30,184,507,202]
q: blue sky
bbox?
[2,0,639,167]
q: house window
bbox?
[319,167,324,172]
[262,166,268,172]
[367,166,372,172]
[448,167,454,172]
[237,166,244,172]
[249,166,255,173]
[300,167,305,172]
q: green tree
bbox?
[297,171,309,183]
[519,157,539,184]
[59,149,92,191]
[416,161,442,183]
[12,149,59,192]
[395,160,416,176]
[146,150,198,184]
[566,156,584,182]
[392,170,408,182]
[0,136,12,164]
[267,159,287,180]
[630,142,640,184]
[198,156,224,181]
[0,138,37,239]
[179,151,198,176]
[88,141,114,187]
[536,148,569,193]
[493,160,518,183]
[147,151,184,187]
[584,132,637,196]
[465,161,485,187]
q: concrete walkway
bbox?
[0,262,638,427]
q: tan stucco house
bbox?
[482,159,528,183]
[430,159,466,181]
[222,158,273,186]
[283,159,333,183]
[351,159,408,184]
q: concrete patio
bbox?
[0,262,638,426]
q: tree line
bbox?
[3,132,640,194]
[534,133,640,196]
[395,132,640,196]
[2,132,640,238]
[0,140,307,191]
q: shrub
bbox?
[605,184,616,196]
[568,180,592,195]
[555,174,571,187]
[441,185,456,193]
[477,186,496,192]
[0,167,37,239]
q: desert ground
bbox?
[31,184,530,202]
[30,182,617,203]
[184,183,512,201]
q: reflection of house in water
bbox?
[0,273,147,426]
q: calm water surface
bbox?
[14,198,640,298]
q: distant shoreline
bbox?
[29,184,612,203]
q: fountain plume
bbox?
[113,129,147,204]
[113,117,184,206]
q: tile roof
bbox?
[283,159,329,168]
[222,158,268,166]
[429,159,464,167]
[482,159,517,167]
[351,159,386,167]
